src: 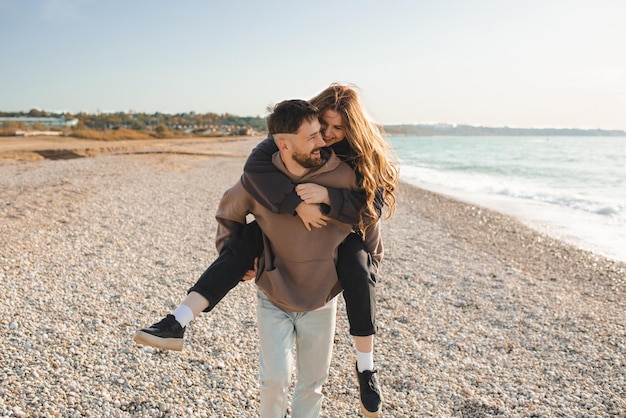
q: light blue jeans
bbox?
[256,290,337,418]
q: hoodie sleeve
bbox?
[323,186,365,225]
[214,182,249,252]
[241,136,302,215]
[362,219,384,270]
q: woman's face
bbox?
[319,109,345,146]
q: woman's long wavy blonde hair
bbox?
[310,84,399,231]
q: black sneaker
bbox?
[355,362,382,417]
[133,314,185,351]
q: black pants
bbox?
[336,232,378,336]
[188,221,377,336]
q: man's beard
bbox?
[292,148,325,168]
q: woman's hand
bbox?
[295,202,330,231]
[295,183,330,205]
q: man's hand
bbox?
[295,202,330,231]
[295,183,330,205]
[242,257,258,281]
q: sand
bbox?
[0,136,624,417]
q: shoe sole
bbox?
[355,368,382,418]
[360,404,382,418]
[133,330,184,351]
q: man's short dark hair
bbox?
[267,99,318,135]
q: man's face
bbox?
[319,109,345,146]
[290,118,325,168]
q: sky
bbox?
[1,0,626,130]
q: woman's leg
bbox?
[187,220,263,312]
[134,221,263,350]
[336,233,377,338]
[336,232,382,417]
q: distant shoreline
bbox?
[383,124,626,137]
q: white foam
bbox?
[401,173,626,263]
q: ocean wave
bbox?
[399,165,625,221]
[595,206,620,216]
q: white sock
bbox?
[356,350,374,372]
[172,304,194,328]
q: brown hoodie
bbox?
[215,149,382,312]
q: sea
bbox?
[387,135,626,263]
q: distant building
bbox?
[0,116,79,128]
[15,130,62,137]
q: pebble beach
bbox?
[1,137,625,417]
